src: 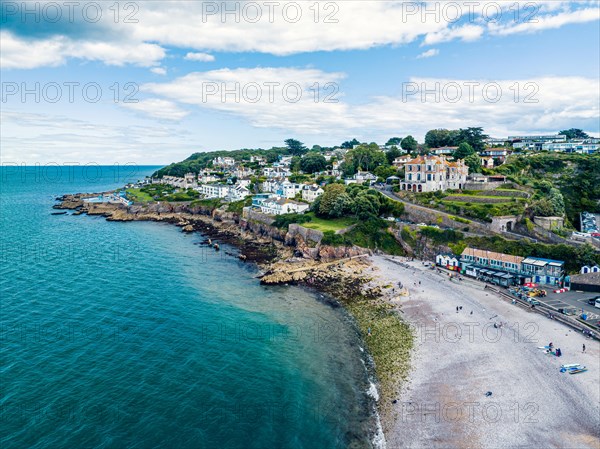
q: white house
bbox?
[197,183,250,201]
[261,179,280,193]
[580,265,600,274]
[393,155,412,167]
[263,167,292,179]
[196,184,230,199]
[278,181,303,199]
[212,156,236,167]
[431,146,457,156]
[249,155,266,165]
[259,198,309,215]
[229,184,250,201]
[302,185,324,203]
[345,170,377,185]
[481,156,494,169]
[232,167,254,178]
[198,171,220,184]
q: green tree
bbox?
[285,139,307,156]
[318,184,347,216]
[453,142,476,159]
[290,156,301,172]
[464,153,482,173]
[300,152,327,174]
[341,138,360,149]
[374,165,399,181]
[456,127,488,152]
[352,195,379,220]
[548,188,565,216]
[424,129,459,148]
[330,193,354,218]
[401,135,418,152]
[345,144,386,173]
[559,128,589,139]
[385,137,402,146]
[385,146,402,165]
[530,198,556,217]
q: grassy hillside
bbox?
[494,153,600,228]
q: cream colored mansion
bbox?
[399,155,469,192]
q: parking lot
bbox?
[538,289,600,318]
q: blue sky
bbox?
[1,1,599,164]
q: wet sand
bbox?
[370,255,600,449]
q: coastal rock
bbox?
[182,225,194,232]
[318,245,371,261]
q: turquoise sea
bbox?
[0,166,379,449]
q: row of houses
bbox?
[261,180,324,202]
[490,134,600,154]
[436,247,565,287]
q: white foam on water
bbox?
[368,382,386,449]
[372,414,387,449]
[366,381,379,402]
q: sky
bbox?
[1,0,599,165]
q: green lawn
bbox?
[126,188,154,203]
[302,213,357,232]
[446,193,526,200]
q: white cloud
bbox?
[143,67,347,130]
[2,2,598,69]
[184,52,215,62]
[139,68,599,139]
[0,31,165,69]
[151,67,167,75]
[489,7,600,36]
[417,49,439,59]
[0,110,196,165]
[423,24,484,46]
[122,99,189,121]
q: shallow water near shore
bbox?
[0,166,379,449]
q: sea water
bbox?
[0,165,378,449]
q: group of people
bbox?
[547,342,562,357]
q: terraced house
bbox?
[456,247,565,287]
[400,155,468,192]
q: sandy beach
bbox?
[369,255,600,449]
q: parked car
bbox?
[587,296,600,305]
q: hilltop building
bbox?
[399,155,468,192]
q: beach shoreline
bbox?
[56,193,600,448]
[369,255,600,449]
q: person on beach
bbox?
[583,344,586,353]
[456,306,459,313]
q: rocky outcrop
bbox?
[57,193,381,263]
[318,245,371,260]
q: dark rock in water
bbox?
[51,211,67,215]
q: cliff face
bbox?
[57,195,373,262]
